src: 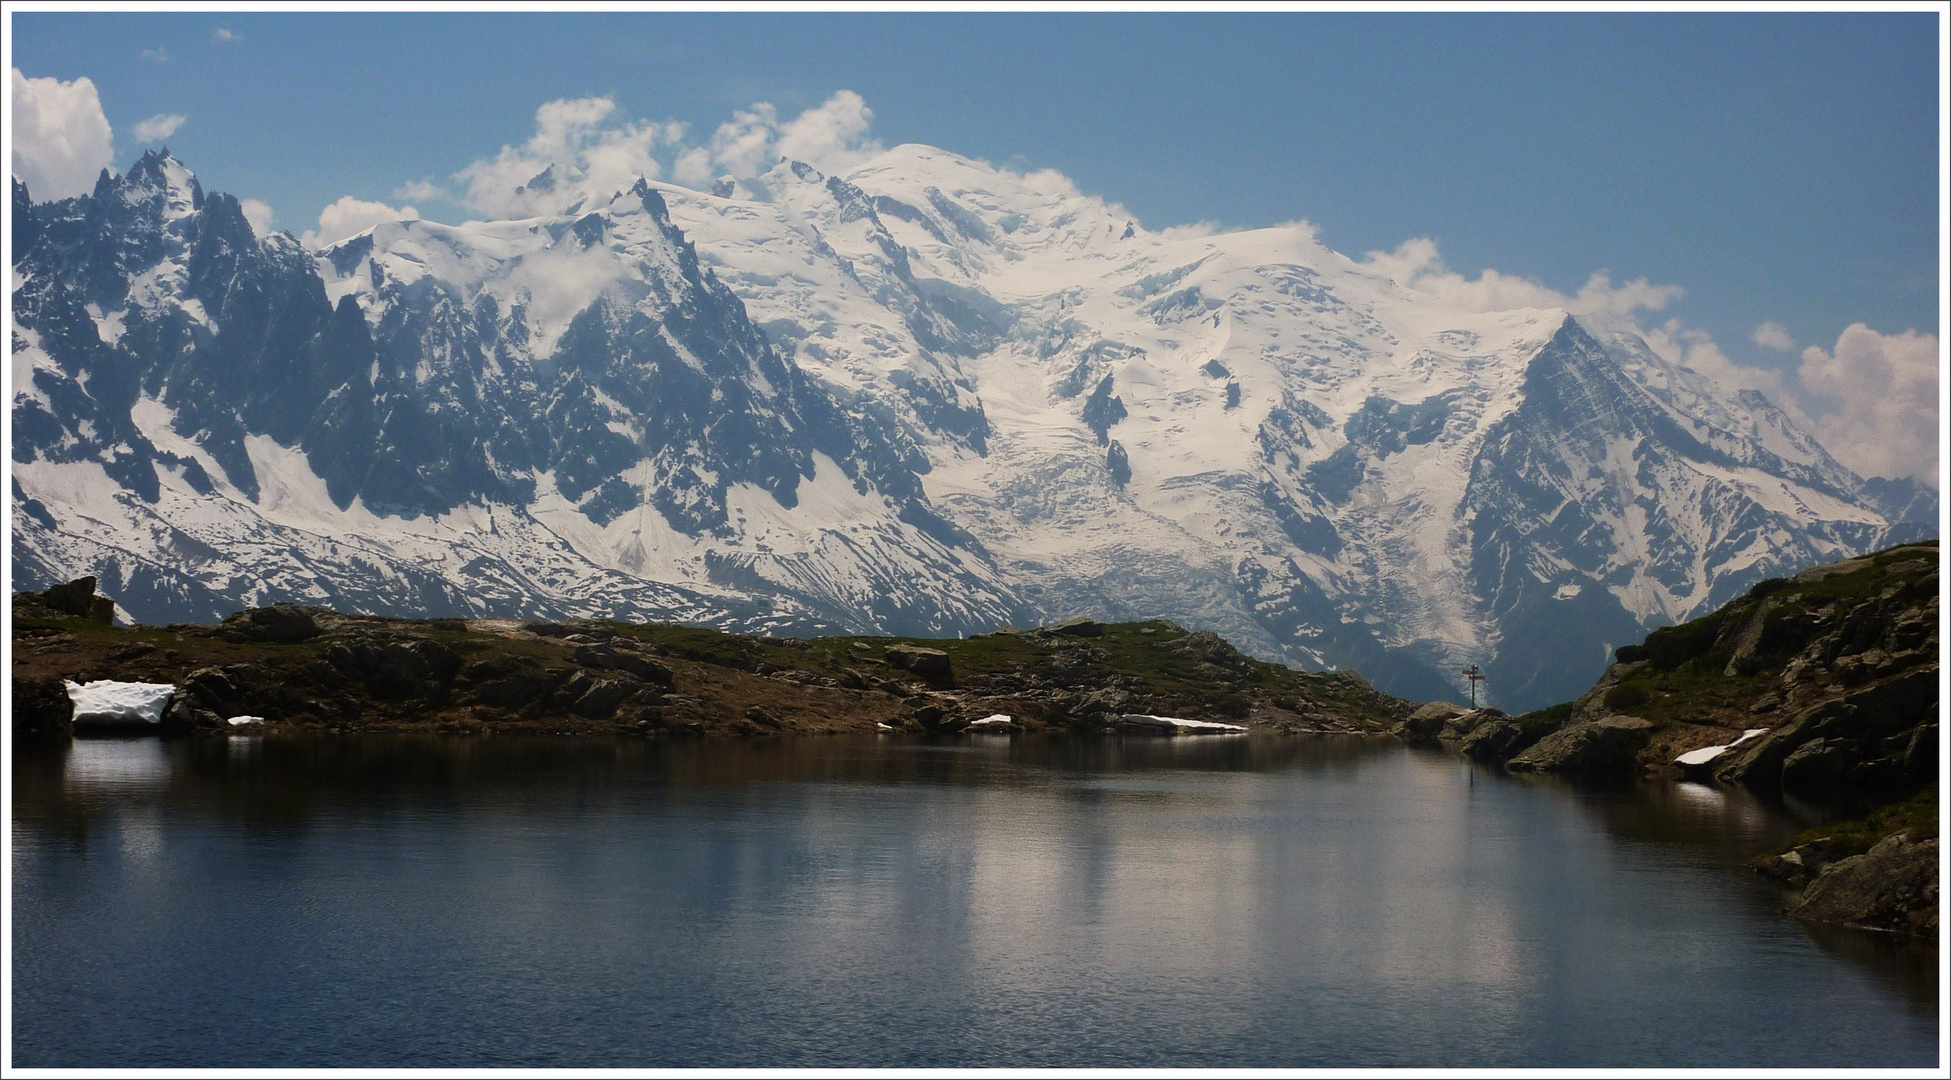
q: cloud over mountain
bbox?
[1799,325,1941,487]
[453,96,684,219]
[132,112,187,143]
[302,195,419,249]
[10,68,114,200]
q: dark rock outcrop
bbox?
[37,577,116,625]
[1504,715,1655,775]
[222,604,324,644]
[1714,667,1938,798]
[1456,718,1530,763]
[1397,700,1468,740]
[11,676,74,740]
[1789,832,1939,938]
[884,644,951,679]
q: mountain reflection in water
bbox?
[11,733,1939,1068]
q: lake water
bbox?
[11,733,1940,1067]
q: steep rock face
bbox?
[1467,540,1937,792]
[12,149,1933,706]
[1461,319,1906,705]
[12,154,1019,636]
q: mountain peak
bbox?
[11,146,1931,710]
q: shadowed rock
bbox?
[1505,715,1654,775]
[1790,832,1939,938]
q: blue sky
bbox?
[9,12,1943,399]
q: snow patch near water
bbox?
[66,680,175,725]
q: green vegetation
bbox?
[1780,785,1939,861]
[1513,700,1573,737]
[1590,539,1937,730]
[1597,662,1771,727]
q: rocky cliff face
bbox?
[12,149,1934,709]
[12,154,1018,638]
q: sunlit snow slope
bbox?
[12,149,1933,708]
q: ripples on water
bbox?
[11,733,1940,1067]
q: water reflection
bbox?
[11,733,1939,1068]
[62,737,172,791]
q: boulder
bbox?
[574,643,674,684]
[11,676,74,739]
[1457,719,1529,764]
[1505,715,1655,774]
[1718,669,1938,792]
[571,677,638,719]
[181,667,239,712]
[225,604,324,643]
[1752,841,1843,887]
[884,645,952,679]
[1716,699,1853,788]
[1779,737,1852,796]
[1048,617,1104,637]
[1790,832,1939,938]
[376,639,461,701]
[1399,701,1469,739]
[1566,660,1649,725]
[743,706,784,729]
[472,673,554,710]
[1440,707,1507,741]
[39,576,116,625]
[912,704,949,730]
[163,697,224,731]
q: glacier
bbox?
[10,148,1933,709]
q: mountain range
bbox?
[11,148,1933,708]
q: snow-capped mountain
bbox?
[11,149,1933,709]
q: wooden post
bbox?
[1461,664,1484,708]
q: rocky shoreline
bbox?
[12,579,1412,743]
[1394,540,1939,940]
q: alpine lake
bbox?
[10,730,1940,1068]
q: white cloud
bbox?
[10,68,115,201]
[453,95,675,218]
[775,90,881,174]
[1798,325,1941,487]
[1362,237,1682,322]
[139,47,171,64]
[394,178,447,202]
[672,146,715,188]
[132,113,187,143]
[302,195,419,249]
[706,103,780,180]
[695,91,884,183]
[1751,320,1795,352]
[443,90,883,214]
[1641,318,1795,402]
[239,198,274,237]
[214,27,241,42]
